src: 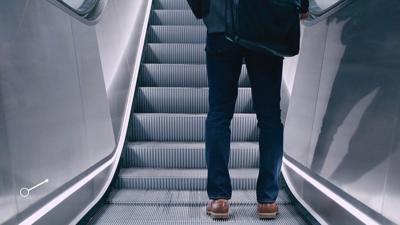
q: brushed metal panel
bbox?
[0,97,18,225]
[2,0,86,214]
[284,20,329,165]
[0,0,118,222]
[285,0,400,223]
[70,16,116,164]
[96,0,148,138]
[0,0,148,223]
[0,2,33,223]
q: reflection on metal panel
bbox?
[382,127,400,223]
[309,0,342,14]
[284,0,400,224]
[60,0,98,15]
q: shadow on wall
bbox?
[309,0,400,185]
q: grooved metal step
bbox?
[149,10,203,25]
[134,87,253,113]
[88,204,308,225]
[152,0,190,10]
[122,142,259,168]
[107,190,291,205]
[148,26,206,43]
[138,64,250,87]
[116,168,258,190]
[144,44,205,64]
[129,114,258,142]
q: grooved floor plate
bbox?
[89,204,308,225]
[134,87,253,113]
[122,142,259,168]
[130,114,259,142]
[138,64,250,87]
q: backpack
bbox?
[186,0,210,19]
[225,0,301,57]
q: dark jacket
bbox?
[187,0,309,33]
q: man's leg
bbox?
[205,33,243,200]
[245,51,284,204]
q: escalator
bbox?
[85,0,317,224]
[2,0,400,224]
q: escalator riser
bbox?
[149,10,202,26]
[144,43,206,64]
[116,168,258,190]
[107,190,291,205]
[138,64,250,87]
[152,0,190,10]
[122,142,259,168]
[134,87,253,113]
[148,26,206,43]
[130,114,259,142]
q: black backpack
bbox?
[186,0,210,19]
[225,0,301,57]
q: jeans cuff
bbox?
[209,196,231,200]
[257,199,276,204]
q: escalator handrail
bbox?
[282,154,397,225]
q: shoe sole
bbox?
[258,212,278,219]
[206,210,229,219]
[207,210,276,219]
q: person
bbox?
[188,0,309,220]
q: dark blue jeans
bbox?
[205,33,284,204]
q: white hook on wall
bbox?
[20,179,49,198]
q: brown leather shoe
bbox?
[257,203,279,219]
[206,199,229,219]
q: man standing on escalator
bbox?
[187,0,309,220]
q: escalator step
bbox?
[149,10,202,26]
[138,64,250,87]
[134,87,253,113]
[122,142,259,168]
[107,189,291,205]
[144,43,205,64]
[147,26,206,43]
[152,0,190,10]
[129,113,258,142]
[116,168,257,190]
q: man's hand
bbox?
[300,12,309,20]
[300,0,309,20]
